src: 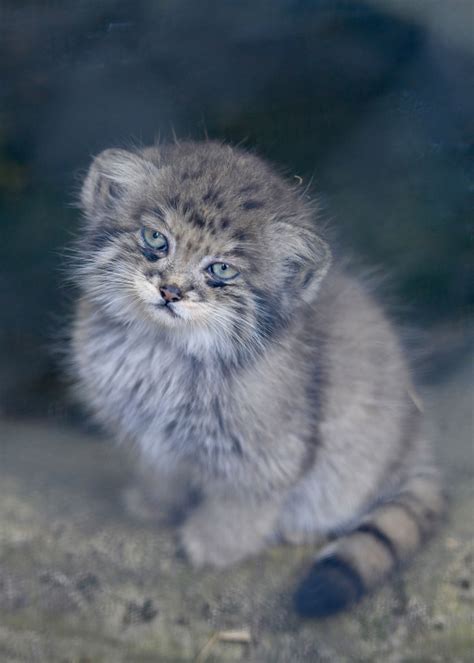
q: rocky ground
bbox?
[0,347,472,662]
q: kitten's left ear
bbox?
[297,232,332,302]
[80,148,161,219]
[279,221,332,301]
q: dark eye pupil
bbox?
[152,232,159,239]
[221,264,227,271]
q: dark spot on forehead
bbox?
[202,188,221,204]
[181,171,190,181]
[227,246,247,258]
[206,219,218,235]
[166,195,180,209]
[190,211,205,229]
[151,206,165,218]
[182,200,193,215]
[232,230,249,242]
[242,200,264,210]
[220,217,231,230]
[135,205,163,221]
[132,207,145,222]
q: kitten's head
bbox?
[77,141,331,360]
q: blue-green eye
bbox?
[208,262,239,280]
[142,227,168,251]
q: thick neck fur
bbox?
[74,290,319,494]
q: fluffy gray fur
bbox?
[71,141,444,616]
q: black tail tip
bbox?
[293,555,365,618]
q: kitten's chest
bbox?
[77,317,231,444]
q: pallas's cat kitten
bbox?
[71,141,444,617]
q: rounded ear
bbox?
[277,221,332,301]
[80,148,160,218]
[299,234,332,302]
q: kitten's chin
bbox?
[143,302,232,358]
[137,298,236,358]
[155,303,180,319]
[147,303,182,326]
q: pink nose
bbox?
[160,284,182,303]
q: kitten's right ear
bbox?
[80,148,160,218]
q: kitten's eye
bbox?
[208,262,239,280]
[142,227,168,252]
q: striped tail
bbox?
[293,471,446,618]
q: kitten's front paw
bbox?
[180,518,238,569]
[180,506,265,569]
[277,522,326,547]
[179,497,277,568]
[179,523,211,568]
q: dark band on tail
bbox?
[355,522,399,563]
[294,520,404,618]
[293,555,364,618]
[397,491,442,532]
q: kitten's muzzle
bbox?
[160,284,182,303]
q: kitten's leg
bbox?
[180,492,281,568]
[276,517,327,547]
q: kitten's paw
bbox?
[277,502,327,546]
[179,525,210,568]
[179,520,236,569]
[179,496,278,568]
[180,511,257,569]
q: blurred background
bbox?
[1,3,473,660]
[1,0,473,418]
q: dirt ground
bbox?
[0,347,472,662]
